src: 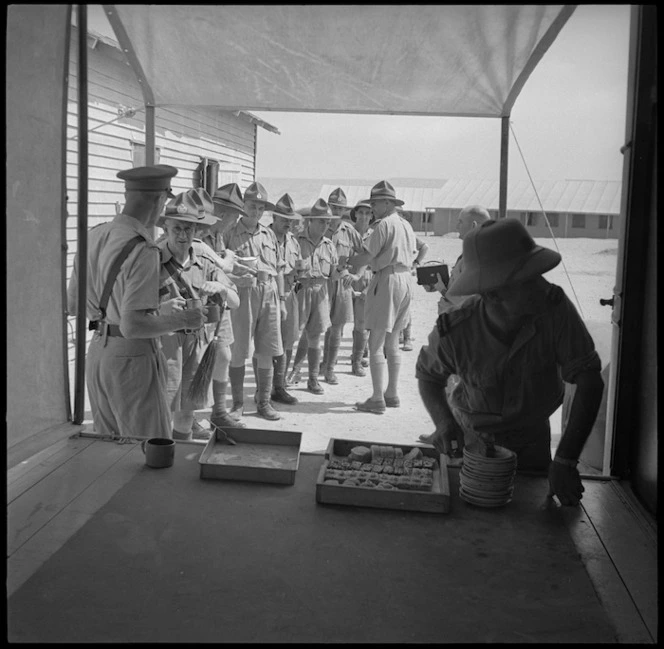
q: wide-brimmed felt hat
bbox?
[446,218,562,297]
[158,191,217,227]
[190,187,215,218]
[271,193,302,220]
[327,187,349,208]
[369,180,404,206]
[302,198,339,219]
[349,199,373,223]
[243,181,275,210]
[212,183,247,217]
[117,164,178,198]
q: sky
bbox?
[252,5,631,183]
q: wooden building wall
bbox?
[65,27,258,360]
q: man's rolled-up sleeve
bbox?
[415,322,454,385]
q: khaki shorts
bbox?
[328,278,354,325]
[280,290,300,350]
[230,280,283,359]
[297,281,331,337]
[365,269,412,333]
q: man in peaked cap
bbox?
[67,165,205,439]
[328,187,352,222]
[415,218,604,506]
[223,181,288,421]
[157,189,240,441]
[268,193,303,405]
[347,181,417,414]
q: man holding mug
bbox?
[157,189,240,441]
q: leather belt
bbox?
[95,323,124,337]
[298,277,327,286]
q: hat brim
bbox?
[212,199,248,218]
[158,212,217,227]
[370,196,404,206]
[244,200,276,211]
[446,247,561,297]
[272,210,302,220]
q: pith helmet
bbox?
[244,181,275,210]
[446,218,562,296]
[369,180,404,206]
[272,193,302,220]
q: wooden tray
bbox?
[199,427,302,485]
[316,438,450,513]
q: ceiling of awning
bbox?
[103,4,576,117]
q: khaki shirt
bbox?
[364,211,417,272]
[223,219,283,275]
[415,279,602,435]
[297,234,338,279]
[67,214,160,325]
[271,227,301,292]
[328,219,364,260]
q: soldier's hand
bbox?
[419,420,465,457]
[160,296,186,315]
[199,281,224,297]
[548,462,584,506]
[433,274,447,294]
[181,308,205,330]
[233,261,257,276]
[341,273,355,289]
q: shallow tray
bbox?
[199,427,302,485]
[316,438,450,514]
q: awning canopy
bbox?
[103,4,576,117]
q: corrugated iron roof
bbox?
[262,178,623,214]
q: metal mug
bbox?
[205,304,221,323]
[256,269,270,283]
[141,438,175,468]
[184,298,203,334]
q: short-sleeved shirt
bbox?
[415,279,602,435]
[328,220,364,261]
[364,211,417,272]
[352,227,374,293]
[223,219,283,276]
[68,214,160,325]
[271,227,301,292]
[296,233,338,279]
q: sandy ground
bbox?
[73,234,619,455]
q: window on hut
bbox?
[598,214,614,230]
[572,213,586,228]
[526,212,538,226]
[546,213,560,228]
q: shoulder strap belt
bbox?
[89,235,145,330]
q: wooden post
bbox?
[73,4,88,425]
[145,104,155,166]
[499,116,509,219]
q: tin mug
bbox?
[141,438,175,468]
[256,269,270,283]
[184,298,203,333]
[205,304,221,323]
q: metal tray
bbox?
[316,438,451,513]
[199,427,302,485]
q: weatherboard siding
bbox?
[65,27,257,356]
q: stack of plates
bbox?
[459,444,517,507]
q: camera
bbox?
[416,263,449,287]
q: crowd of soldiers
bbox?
[68,163,605,506]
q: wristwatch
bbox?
[553,456,578,468]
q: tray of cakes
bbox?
[315,438,450,513]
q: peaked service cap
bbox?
[212,183,247,216]
[243,181,275,210]
[159,191,217,227]
[369,180,404,206]
[117,164,178,197]
[272,193,302,220]
[446,218,562,297]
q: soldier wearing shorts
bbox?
[348,181,417,414]
[269,193,303,405]
[319,187,366,384]
[223,182,287,421]
[66,165,204,439]
[289,199,340,394]
[349,199,374,376]
[157,189,240,441]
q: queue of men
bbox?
[68,165,603,506]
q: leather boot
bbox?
[256,367,281,420]
[307,347,324,394]
[211,379,246,429]
[271,354,298,404]
[351,330,366,376]
[228,365,245,420]
[325,332,340,384]
[252,356,260,403]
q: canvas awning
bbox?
[103,4,575,117]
